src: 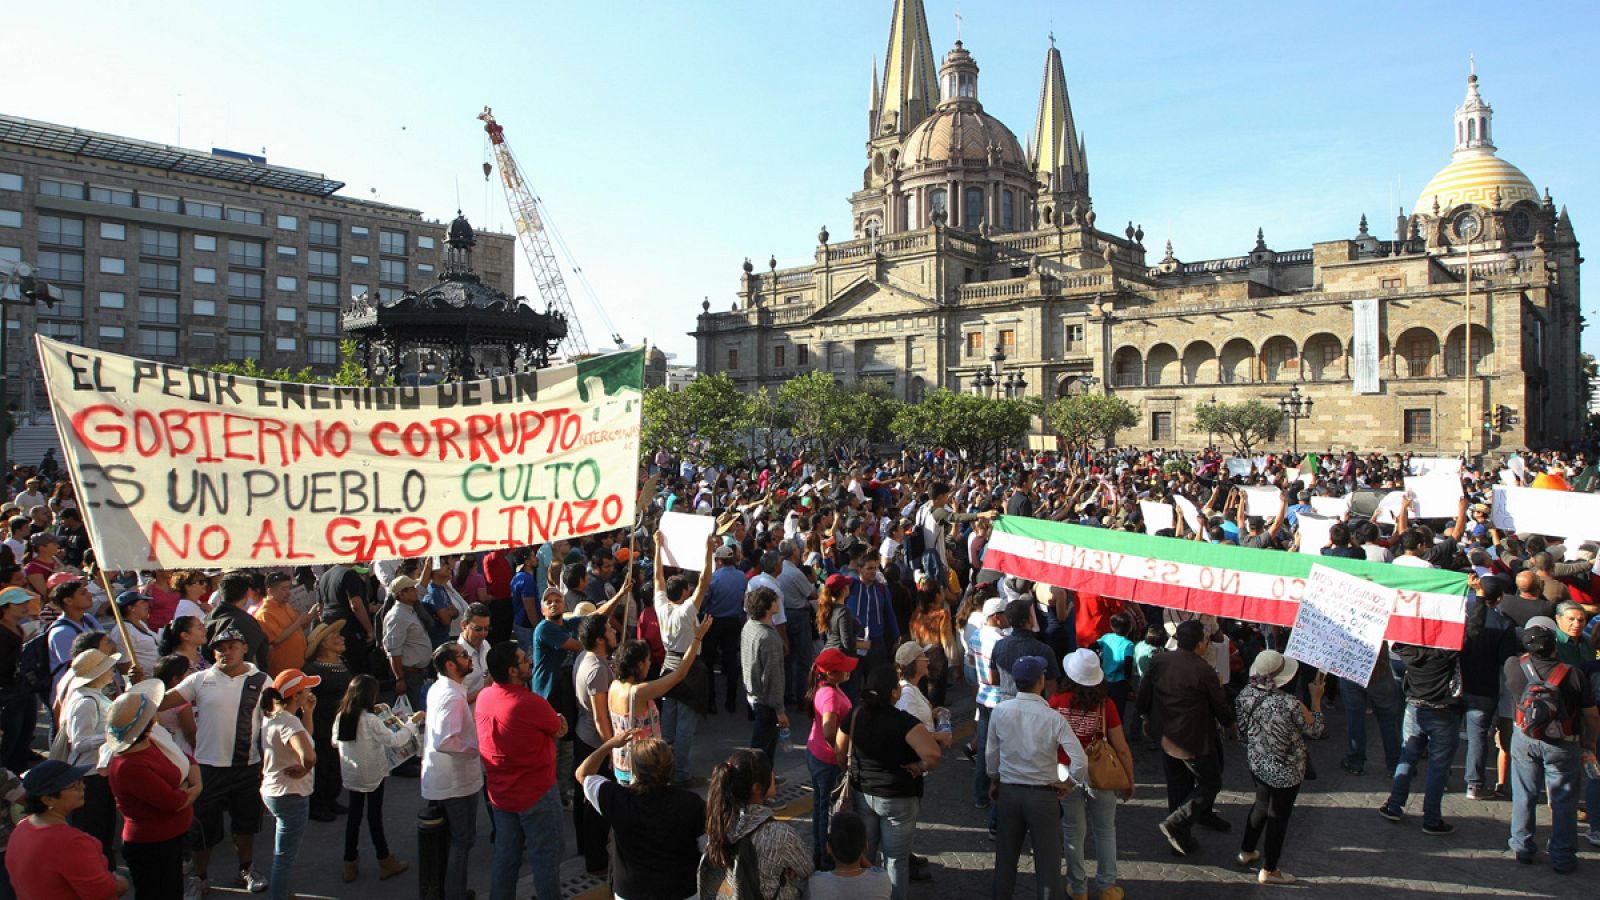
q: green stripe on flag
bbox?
[993,516,1468,596]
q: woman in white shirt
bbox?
[334,674,420,883]
[259,668,320,900]
[57,647,122,866]
[893,643,952,749]
[107,591,159,676]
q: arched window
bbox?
[1480,116,1488,142]
[1468,119,1477,141]
[1001,191,1014,230]
[963,187,984,231]
[930,189,947,224]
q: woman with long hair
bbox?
[334,674,419,882]
[805,648,858,871]
[1235,651,1324,886]
[816,573,860,657]
[151,654,199,755]
[834,664,942,899]
[1048,648,1135,900]
[699,748,812,900]
[576,729,705,900]
[908,585,960,708]
[259,670,321,900]
[47,482,76,518]
[606,624,706,785]
[22,533,62,598]
[157,615,209,674]
[452,555,490,607]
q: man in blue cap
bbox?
[987,654,1088,900]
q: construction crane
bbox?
[479,106,622,356]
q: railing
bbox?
[1275,249,1314,264]
[1180,256,1251,274]
[1442,256,1529,279]
[992,233,1054,252]
[956,279,1028,301]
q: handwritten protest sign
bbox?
[1284,564,1392,686]
[657,511,716,571]
[1139,500,1175,535]
[36,336,643,569]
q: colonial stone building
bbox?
[692,0,1582,453]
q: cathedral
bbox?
[691,0,1582,453]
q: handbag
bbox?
[828,706,861,817]
[1084,705,1132,792]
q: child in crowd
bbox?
[806,811,891,900]
[1127,623,1167,747]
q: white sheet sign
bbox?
[1284,564,1392,686]
[1408,456,1462,476]
[657,511,716,571]
[1491,486,1600,542]
[1242,486,1282,517]
[1226,458,1253,477]
[1139,500,1175,535]
[1296,513,1338,556]
[1309,496,1349,517]
[1404,474,1463,519]
[1174,494,1203,534]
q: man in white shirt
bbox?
[652,531,717,784]
[422,642,482,900]
[457,603,492,702]
[987,655,1088,900]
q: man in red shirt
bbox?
[475,641,567,900]
[482,550,515,645]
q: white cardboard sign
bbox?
[1284,565,1392,686]
[657,511,716,571]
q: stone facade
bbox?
[692,1,1582,454]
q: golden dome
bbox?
[902,106,1025,168]
[1414,148,1538,216]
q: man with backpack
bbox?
[1503,616,1599,874]
[38,579,100,696]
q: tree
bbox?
[836,383,903,455]
[890,389,1031,458]
[641,372,753,467]
[207,339,373,386]
[1046,393,1138,449]
[777,370,844,451]
[1193,400,1283,455]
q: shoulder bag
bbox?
[828,705,861,817]
[1084,704,1132,792]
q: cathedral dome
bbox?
[1414,149,1537,216]
[902,105,1025,168]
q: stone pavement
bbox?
[226,673,1588,899]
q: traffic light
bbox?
[1492,404,1507,431]
[1482,409,1493,431]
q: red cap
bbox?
[824,573,852,594]
[813,647,859,674]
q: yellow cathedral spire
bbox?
[1030,39,1088,204]
[875,0,939,139]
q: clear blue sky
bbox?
[9,1,1596,360]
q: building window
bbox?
[727,348,739,370]
[417,236,435,250]
[1001,190,1015,229]
[100,256,126,276]
[190,332,216,351]
[999,329,1016,355]
[307,280,339,306]
[99,325,126,342]
[350,255,370,267]
[38,216,84,247]
[224,207,263,226]
[227,302,263,330]
[139,261,178,291]
[37,320,82,343]
[930,189,947,222]
[140,229,179,258]
[417,263,434,276]
[1151,412,1174,443]
[965,331,984,357]
[350,226,370,240]
[963,187,984,230]
[1380,277,1403,289]
[40,179,86,200]
[193,266,217,285]
[276,306,297,323]
[228,239,264,268]
[138,295,179,325]
[275,275,298,292]
[90,186,134,207]
[274,337,297,353]
[98,291,126,310]
[307,309,338,336]
[798,345,810,366]
[276,245,298,259]
[379,230,407,255]
[378,287,404,302]
[379,258,405,283]
[309,219,339,247]
[100,222,125,241]
[227,270,263,299]
[774,346,785,368]
[1398,331,1435,377]
[39,251,84,282]
[276,215,298,231]
[193,234,217,252]
[47,287,84,318]
[0,173,20,191]
[193,299,216,317]
[139,329,179,357]
[1403,409,1432,444]
[1065,323,1085,351]
[348,283,368,300]
[309,339,338,365]
[185,199,223,219]
[137,194,180,213]
[228,334,263,362]
[308,250,339,276]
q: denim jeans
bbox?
[783,616,814,704]
[1061,786,1118,894]
[1462,693,1499,789]
[263,793,310,900]
[1383,704,1460,826]
[489,787,564,900]
[1340,672,1403,772]
[437,794,479,900]
[856,792,920,900]
[751,703,780,763]
[1509,731,1582,869]
[660,696,700,781]
[973,704,992,807]
[807,750,841,870]
[1588,671,1600,829]
[513,624,535,655]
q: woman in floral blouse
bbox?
[1234,651,1325,886]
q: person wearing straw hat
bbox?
[57,646,123,868]
[4,759,127,898]
[303,620,354,823]
[106,678,201,899]
[1234,650,1325,886]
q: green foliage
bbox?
[641,373,753,467]
[1045,393,1138,449]
[890,388,1032,457]
[206,340,373,386]
[1193,400,1283,455]
[775,371,902,454]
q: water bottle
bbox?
[1586,753,1600,781]
[935,708,952,734]
[779,726,792,744]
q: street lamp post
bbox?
[1277,385,1313,458]
[0,262,61,468]
[1205,394,1218,451]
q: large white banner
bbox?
[36,336,644,569]
[1491,485,1600,542]
[1352,298,1381,395]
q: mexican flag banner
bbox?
[983,516,1469,650]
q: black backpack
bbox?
[1513,655,1577,742]
[18,619,83,699]
[905,503,929,561]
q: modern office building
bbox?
[0,113,516,410]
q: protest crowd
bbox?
[0,436,1598,899]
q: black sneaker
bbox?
[1159,821,1194,856]
[1196,812,1232,833]
[1377,806,1403,823]
[1421,821,1455,836]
